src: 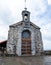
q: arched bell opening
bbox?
[21,30,31,55]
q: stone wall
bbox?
[7,22,43,56]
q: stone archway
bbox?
[21,30,31,55]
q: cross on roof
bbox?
[24,0,27,10]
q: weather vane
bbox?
[24,0,27,10]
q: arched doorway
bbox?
[21,30,31,55]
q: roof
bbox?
[10,21,23,27]
[0,40,7,44]
[30,22,40,29]
[10,21,40,29]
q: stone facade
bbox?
[7,9,43,56]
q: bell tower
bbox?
[22,8,30,22]
[22,0,30,27]
[22,9,30,27]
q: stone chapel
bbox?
[7,8,43,56]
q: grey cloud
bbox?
[0,8,16,26]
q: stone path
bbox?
[0,56,51,65]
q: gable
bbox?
[9,21,40,29]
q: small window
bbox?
[25,14,28,16]
[22,30,31,38]
[24,14,28,21]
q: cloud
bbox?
[41,22,51,37]
[29,0,48,26]
[43,40,51,50]
[48,0,51,5]
[0,7,17,41]
[41,22,51,47]
[31,0,47,16]
[0,21,8,41]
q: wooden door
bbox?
[21,39,31,55]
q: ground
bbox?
[0,56,51,65]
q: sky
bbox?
[0,0,51,50]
